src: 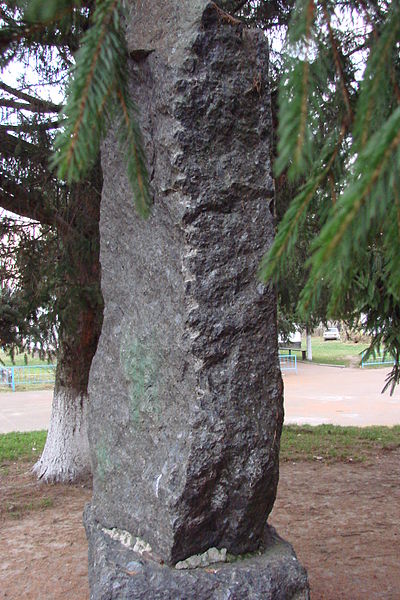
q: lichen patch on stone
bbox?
[102,527,152,555]
[175,547,227,570]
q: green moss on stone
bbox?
[96,441,113,481]
[120,335,162,424]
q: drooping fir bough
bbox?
[24,0,151,217]
[255,0,400,391]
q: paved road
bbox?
[0,390,53,433]
[283,362,400,426]
[0,363,400,433]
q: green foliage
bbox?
[303,107,400,310]
[49,0,151,217]
[275,0,321,179]
[258,0,400,391]
[25,0,81,23]
[1,0,151,217]
[0,224,59,361]
[0,350,50,366]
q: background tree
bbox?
[0,1,104,481]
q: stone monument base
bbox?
[84,504,309,600]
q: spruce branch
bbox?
[354,9,400,148]
[310,107,400,272]
[65,3,116,165]
[0,130,51,168]
[0,98,61,113]
[51,0,121,181]
[275,0,317,179]
[294,0,314,166]
[0,174,55,226]
[0,2,80,50]
[296,107,400,319]
[0,121,62,133]
[384,168,400,296]
[252,0,400,391]
[382,356,400,395]
[24,0,82,25]
[261,124,346,281]
[321,1,353,123]
[391,68,400,104]
[0,81,62,113]
[50,0,151,216]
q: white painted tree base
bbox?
[33,388,91,483]
[306,332,312,361]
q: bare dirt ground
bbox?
[1,450,400,600]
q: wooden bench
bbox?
[280,347,307,361]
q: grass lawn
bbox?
[307,336,368,366]
[1,426,399,466]
[0,430,47,464]
[280,424,400,462]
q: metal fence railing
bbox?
[0,365,56,391]
[279,353,297,374]
[361,351,395,368]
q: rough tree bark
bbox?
[33,166,103,483]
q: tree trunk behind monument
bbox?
[33,311,100,483]
[85,2,309,597]
[33,168,104,483]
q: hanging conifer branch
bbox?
[52,0,120,181]
[0,1,81,50]
[309,107,400,275]
[275,0,317,179]
[260,0,400,391]
[354,11,400,149]
[24,0,82,24]
[261,123,346,281]
[391,68,400,104]
[46,0,152,216]
[321,1,352,123]
[95,81,115,122]
[294,0,315,168]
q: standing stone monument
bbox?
[85,1,310,598]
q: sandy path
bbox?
[283,362,400,426]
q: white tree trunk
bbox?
[306,329,312,361]
[32,387,91,483]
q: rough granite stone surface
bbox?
[88,1,284,566]
[85,504,310,600]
